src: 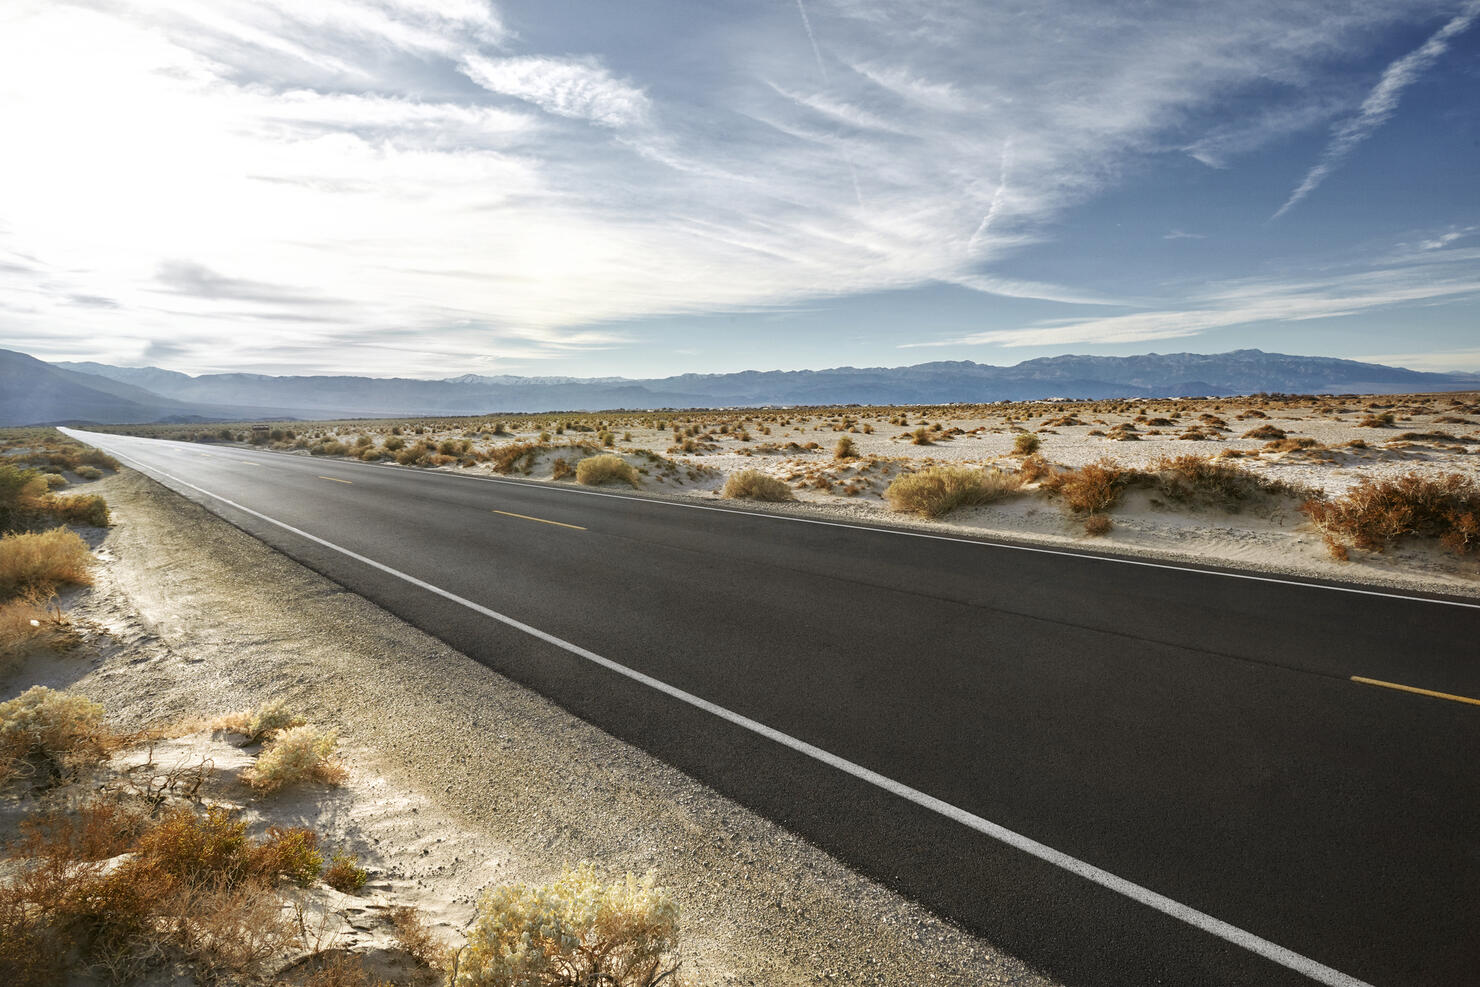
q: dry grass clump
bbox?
[575,455,639,488]
[884,466,1019,518]
[453,863,679,987]
[834,435,857,459]
[1303,472,1480,557]
[1241,424,1286,440]
[245,725,346,793]
[722,470,794,502]
[0,528,94,599]
[0,686,114,786]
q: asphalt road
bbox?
[64,429,1480,987]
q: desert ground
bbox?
[108,390,1480,597]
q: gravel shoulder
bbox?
[42,467,1056,986]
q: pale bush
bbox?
[884,466,1019,518]
[575,455,639,487]
[246,725,345,793]
[722,470,793,502]
[0,528,93,598]
[455,863,679,987]
[212,698,304,742]
[0,685,111,783]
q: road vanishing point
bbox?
[64,428,1480,987]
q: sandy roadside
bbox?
[34,466,1058,986]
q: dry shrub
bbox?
[391,905,444,969]
[246,725,346,793]
[834,436,857,459]
[0,595,76,662]
[1148,454,1300,509]
[0,528,93,598]
[884,466,1020,518]
[0,463,49,531]
[73,465,103,480]
[575,455,639,488]
[41,494,109,527]
[1303,472,1480,557]
[910,427,933,445]
[1241,424,1286,440]
[1016,453,1054,484]
[14,797,148,862]
[454,863,679,987]
[324,851,369,894]
[0,686,114,786]
[722,470,794,502]
[0,804,298,984]
[1012,433,1041,455]
[550,457,572,481]
[489,442,542,474]
[212,698,304,742]
[1042,460,1128,514]
[1262,437,1320,453]
[1083,513,1113,536]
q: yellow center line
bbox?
[317,475,353,484]
[1351,675,1480,707]
[492,509,586,531]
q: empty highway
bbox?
[64,428,1480,987]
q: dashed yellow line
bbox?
[317,475,353,484]
[1351,676,1480,707]
[492,509,585,531]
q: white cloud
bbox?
[461,56,649,128]
[0,0,1469,376]
[910,249,1480,348]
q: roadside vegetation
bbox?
[1303,473,1480,560]
[884,466,1020,518]
[0,433,114,665]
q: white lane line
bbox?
[101,445,1373,987]
[63,429,1480,611]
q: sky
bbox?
[0,0,1477,380]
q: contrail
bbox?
[968,138,1014,255]
[794,0,860,206]
[1274,1,1480,219]
[795,0,828,82]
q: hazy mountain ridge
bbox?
[5,347,1471,426]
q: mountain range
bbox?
[2,346,1475,426]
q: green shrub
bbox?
[575,455,638,488]
[324,851,368,894]
[884,466,1019,518]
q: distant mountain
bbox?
[10,347,1473,426]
